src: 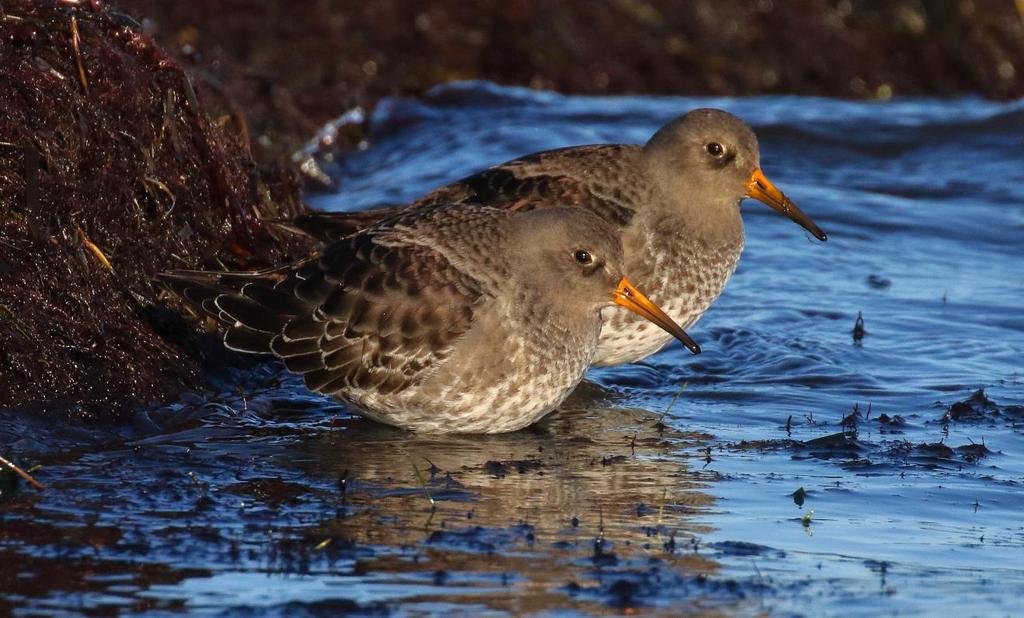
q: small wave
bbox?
[377,82,1024,151]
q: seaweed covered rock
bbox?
[0,0,310,419]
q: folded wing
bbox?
[274,145,636,244]
[160,222,484,398]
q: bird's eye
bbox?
[705,142,724,157]
[574,250,593,265]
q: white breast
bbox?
[593,241,742,366]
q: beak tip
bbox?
[614,277,701,356]
[748,169,827,243]
[679,335,701,355]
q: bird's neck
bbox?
[639,193,745,254]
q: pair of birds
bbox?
[162,109,826,434]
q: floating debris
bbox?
[866,274,892,289]
[877,413,907,426]
[0,453,45,491]
[957,442,993,463]
[791,487,806,507]
[944,389,1000,422]
[852,311,866,342]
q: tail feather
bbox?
[157,269,314,356]
[224,326,276,354]
[239,282,308,316]
[214,294,287,333]
[280,315,326,342]
[266,206,406,244]
[159,272,222,306]
[271,336,321,358]
[282,352,326,373]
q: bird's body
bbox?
[162,205,696,433]
[288,109,826,365]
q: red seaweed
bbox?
[0,0,310,420]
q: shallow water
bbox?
[3,82,1024,616]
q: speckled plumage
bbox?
[161,204,693,433]
[289,108,826,365]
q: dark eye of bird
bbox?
[574,250,593,265]
[705,142,724,157]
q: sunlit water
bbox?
[3,82,1023,616]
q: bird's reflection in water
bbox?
[0,373,728,614]
[284,385,723,613]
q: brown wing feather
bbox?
[277,145,637,244]
[271,205,409,243]
[275,236,482,396]
[159,212,485,396]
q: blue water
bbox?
[3,82,1023,616]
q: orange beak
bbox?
[612,277,700,355]
[745,169,827,241]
